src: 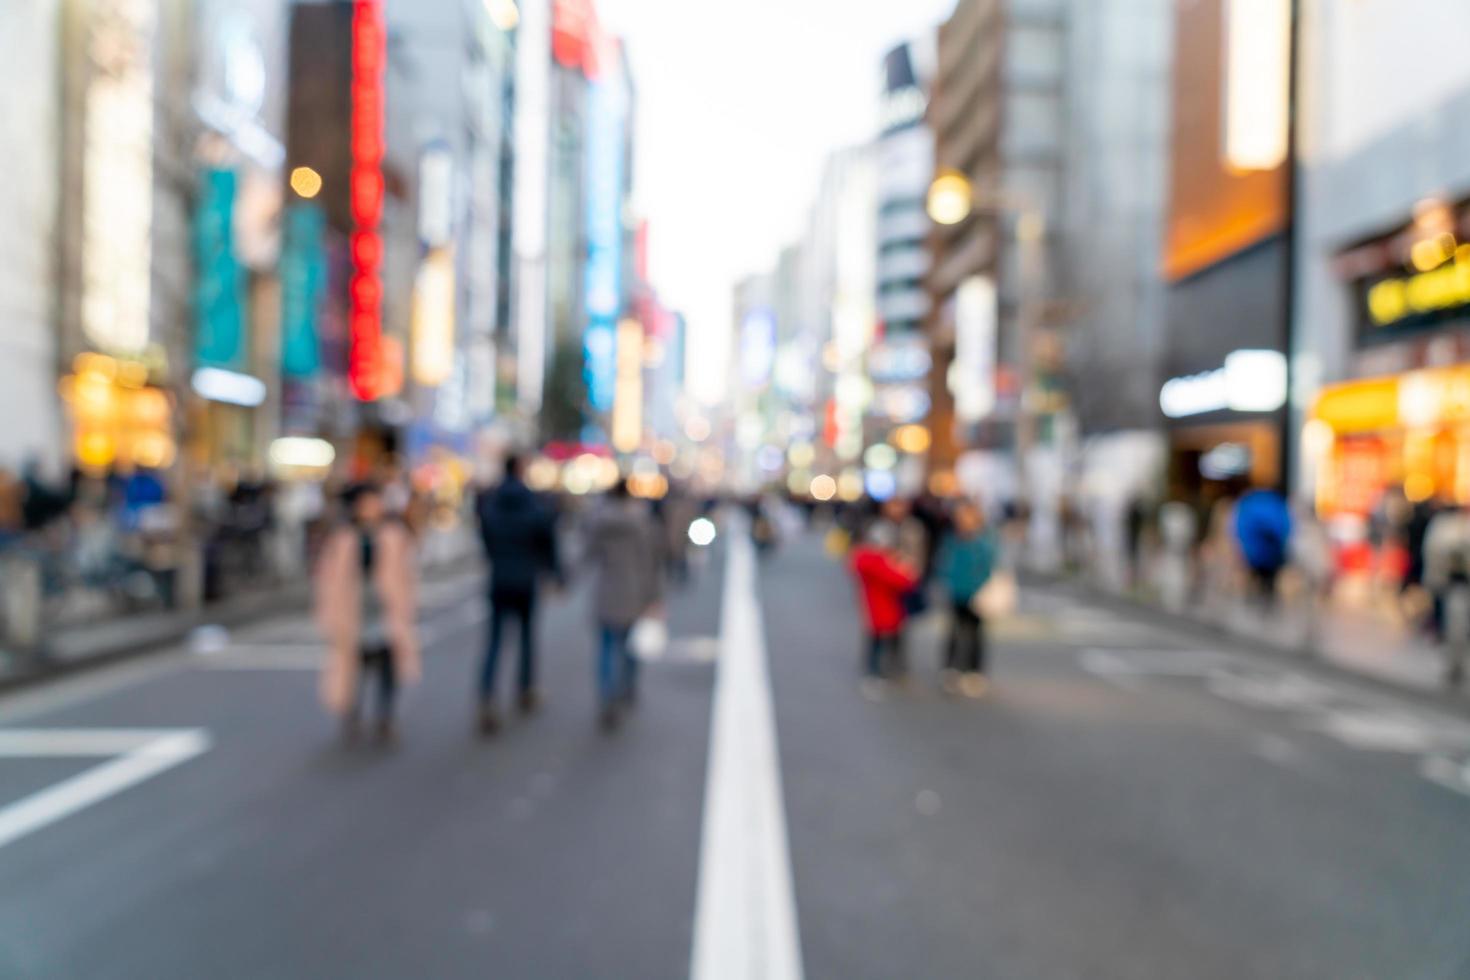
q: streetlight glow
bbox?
[926,170,973,226]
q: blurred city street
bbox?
[4,0,1470,974]
[3,525,1468,980]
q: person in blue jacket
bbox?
[934,498,998,696]
[1234,485,1292,607]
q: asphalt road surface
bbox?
[2,521,1468,979]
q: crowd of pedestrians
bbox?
[1115,478,1470,688]
[312,458,696,745]
[840,494,1007,702]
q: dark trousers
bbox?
[358,646,397,721]
[481,591,536,700]
[1249,564,1282,607]
[946,600,987,674]
[866,633,902,678]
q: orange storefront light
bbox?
[1310,376,1401,434]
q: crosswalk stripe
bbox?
[0,729,210,850]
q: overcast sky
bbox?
[596,0,956,404]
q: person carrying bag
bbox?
[935,499,1002,698]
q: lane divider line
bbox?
[691,524,804,980]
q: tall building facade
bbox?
[929,0,1073,493]
[872,39,937,493]
[1296,1,1470,516]
[1157,0,1293,503]
[383,0,519,460]
[876,39,936,341]
[0,0,65,469]
[1058,0,1172,436]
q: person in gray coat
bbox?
[584,478,665,728]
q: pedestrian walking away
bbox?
[583,478,664,729]
[656,482,699,585]
[935,499,997,698]
[314,482,422,744]
[1422,503,1470,687]
[475,454,564,734]
[849,521,920,698]
[1233,485,1292,608]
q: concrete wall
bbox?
[0,0,63,470]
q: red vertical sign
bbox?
[349,0,385,401]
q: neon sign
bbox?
[349,0,386,401]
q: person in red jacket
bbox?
[849,523,921,692]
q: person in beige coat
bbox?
[315,483,422,742]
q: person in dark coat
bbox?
[475,455,562,733]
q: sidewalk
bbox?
[1061,573,1470,707]
[0,544,483,692]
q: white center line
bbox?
[691,524,804,980]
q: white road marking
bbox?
[0,728,210,850]
[691,526,803,980]
[1079,647,1470,800]
[1254,734,1306,770]
[1422,755,1470,797]
[195,645,324,670]
[645,635,721,665]
[1304,711,1470,755]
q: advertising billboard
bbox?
[194,168,249,370]
[582,46,628,415]
[280,203,326,379]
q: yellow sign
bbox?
[411,249,456,387]
[59,354,176,472]
[1366,259,1470,328]
[1311,365,1470,434]
[611,319,644,454]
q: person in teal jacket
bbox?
[934,499,997,695]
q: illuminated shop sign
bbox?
[1339,199,1470,340]
[1159,349,1287,418]
[411,248,456,387]
[1363,258,1470,333]
[950,276,997,423]
[1312,366,1470,435]
[280,204,326,379]
[583,55,628,414]
[1222,0,1290,173]
[192,366,267,407]
[611,319,644,454]
[82,0,157,356]
[349,0,386,401]
[194,168,249,370]
[553,0,603,78]
[60,354,176,472]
